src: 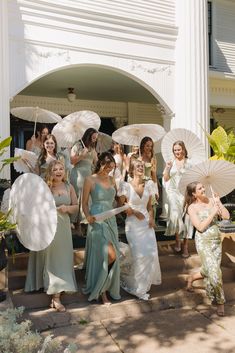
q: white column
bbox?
[174,0,209,150]
[0,1,10,179]
[156,104,173,218]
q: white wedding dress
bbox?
[118,180,161,300]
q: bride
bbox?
[118,159,161,300]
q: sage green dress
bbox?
[83,183,121,301]
[195,208,225,304]
[25,184,77,294]
[70,142,96,222]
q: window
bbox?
[208,1,212,65]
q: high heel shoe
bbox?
[50,297,66,312]
[101,292,111,306]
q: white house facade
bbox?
[1,0,235,179]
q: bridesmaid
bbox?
[163,141,193,257]
[82,152,121,305]
[185,181,230,316]
[26,125,49,156]
[70,128,98,225]
[130,137,159,220]
[25,160,78,311]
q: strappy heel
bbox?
[50,295,66,312]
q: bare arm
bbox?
[70,146,89,165]
[213,195,230,220]
[151,157,157,183]
[188,204,220,233]
[82,177,96,224]
[147,196,155,228]
[163,161,173,182]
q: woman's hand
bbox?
[57,205,68,213]
[165,160,173,170]
[134,211,145,220]
[86,215,96,224]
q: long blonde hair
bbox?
[45,160,66,189]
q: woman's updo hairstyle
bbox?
[94,151,116,173]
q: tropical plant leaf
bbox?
[211,126,229,154]
[0,136,12,150]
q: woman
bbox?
[185,181,230,316]
[25,160,78,311]
[111,141,127,182]
[163,140,193,258]
[82,152,121,305]
[26,125,49,156]
[70,128,98,224]
[118,159,161,300]
[130,137,159,219]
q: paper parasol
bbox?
[96,132,112,154]
[52,110,101,148]
[178,160,235,198]
[9,173,57,251]
[112,124,165,146]
[11,106,62,136]
[13,148,38,174]
[81,204,129,224]
[161,128,206,164]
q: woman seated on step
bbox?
[118,158,161,301]
[184,181,230,317]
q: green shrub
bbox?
[0,307,77,353]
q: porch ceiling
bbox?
[20,66,158,104]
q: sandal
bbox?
[182,253,190,259]
[216,304,225,317]
[186,275,194,292]
[50,295,66,312]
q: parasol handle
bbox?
[33,107,39,138]
[210,185,217,204]
[81,139,85,148]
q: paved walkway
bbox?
[38,302,235,353]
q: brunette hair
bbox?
[172,140,188,159]
[82,128,98,149]
[94,151,116,173]
[139,136,154,158]
[38,134,58,166]
[183,181,200,213]
[45,160,66,188]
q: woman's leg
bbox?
[101,243,117,305]
[174,233,181,252]
[182,238,190,258]
[186,271,204,292]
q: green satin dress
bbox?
[25,184,77,294]
[195,208,225,304]
[83,183,121,301]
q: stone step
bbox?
[21,282,235,331]
[7,240,198,272]
[9,264,235,308]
